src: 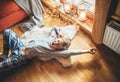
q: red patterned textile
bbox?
[0,0,27,32]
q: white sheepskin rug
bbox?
[20,25,77,45]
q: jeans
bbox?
[0,29,25,72]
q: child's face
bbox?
[50,38,64,49]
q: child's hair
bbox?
[62,37,71,50]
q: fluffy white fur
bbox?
[20,25,77,45]
[20,25,77,68]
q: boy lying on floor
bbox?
[0,27,96,72]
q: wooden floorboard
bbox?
[0,15,120,82]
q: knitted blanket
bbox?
[14,0,44,31]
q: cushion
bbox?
[0,0,21,19]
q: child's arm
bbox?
[48,48,96,57]
[54,27,64,38]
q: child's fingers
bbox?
[90,48,96,54]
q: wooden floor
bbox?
[0,15,120,82]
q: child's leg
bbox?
[2,29,10,56]
[0,29,26,72]
[3,29,24,55]
[0,54,24,72]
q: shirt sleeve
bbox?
[47,49,83,57]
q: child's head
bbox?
[50,37,71,50]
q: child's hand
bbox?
[57,29,64,38]
[89,48,96,55]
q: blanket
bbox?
[14,0,44,31]
[20,25,77,46]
